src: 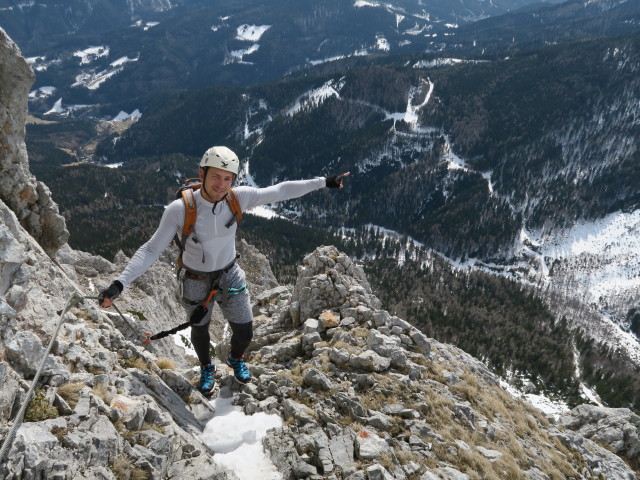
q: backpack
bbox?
[173,178,243,272]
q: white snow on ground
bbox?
[44,98,64,115]
[375,34,390,51]
[169,331,283,478]
[225,44,261,64]
[385,78,434,130]
[110,56,138,68]
[72,56,138,90]
[73,69,122,90]
[307,49,369,66]
[404,23,431,36]
[131,20,159,30]
[246,205,284,219]
[112,109,142,122]
[43,98,92,116]
[26,56,61,72]
[451,208,640,364]
[200,391,283,480]
[413,58,488,69]
[525,210,640,312]
[287,79,345,116]
[442,136,468,171]
[236,24,271,42]
[29,86,56,99]
[499,378,569,421]
[73,46,109,65]
[354,0,379,7]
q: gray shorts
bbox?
[180,263,252,327]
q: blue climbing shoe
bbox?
[225,354,252,384]
[198,363,217,397]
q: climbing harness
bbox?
[0,293,134,466]
[142,256,244,345]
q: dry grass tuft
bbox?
[155,357,177,370]
[92,384,112,404]
[277,363,304,386]
[57,382,86,407]
[123,357,148,370]
[351,327,369,339]
[111,454,150,480]
[331,340,360,354]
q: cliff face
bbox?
[0,28,68,256]
[0,28,638,480]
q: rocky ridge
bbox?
[0,28,68,256]
[1,24,639,480]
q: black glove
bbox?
[98,280,123,305]
[326,173,348,188]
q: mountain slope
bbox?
[19,0,570,112]
[450,0,640,53]
[87,29,640,262]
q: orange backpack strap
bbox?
[174,188,198,272]
[224,189,243,228]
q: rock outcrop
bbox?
[0,27,68,256]
[237,246,638,480]
[559,404,640,468]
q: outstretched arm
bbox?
[98,201,181,306]
[241,172,351,210]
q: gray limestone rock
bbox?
[0,28,68,255]
[559,404,640,465]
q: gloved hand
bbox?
[98,280,123,307]
[325,172,351,188]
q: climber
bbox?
[98,145,349,397]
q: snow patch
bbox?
[385,78,434,131]
[131,20,159,30]
[201,392,283,480]
[354,0,379,7]
[44,98,64,115]
[111,109,142,122]
[286,79,345,117]
[225,44,261,65]
[236,24,271,42]
[375,34,390,52]
[74,46,109,65]
[29,86,56,99]
[43,98,92,116]
[308,48,369,66]
[413,58,488,69]
[73,56,137,90]
[26,55,61,72]
[499,378,569,420]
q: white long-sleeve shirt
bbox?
[117,177,326,288]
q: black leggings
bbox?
[191,320,253,365]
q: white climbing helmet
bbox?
[200,146,240,175]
